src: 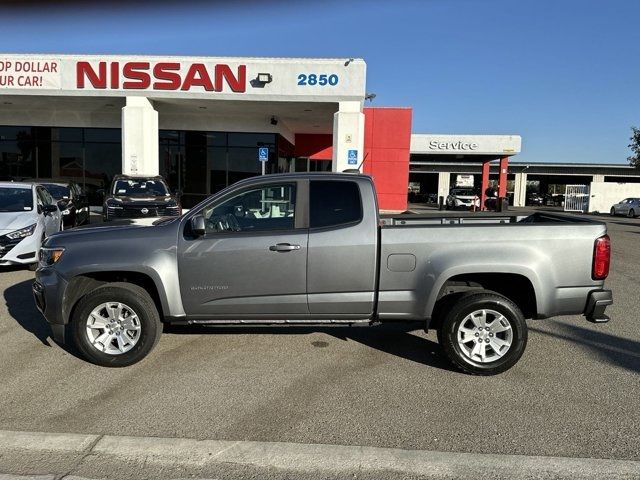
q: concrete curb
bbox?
[1,429,640,479]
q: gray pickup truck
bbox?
[33,173,612,375]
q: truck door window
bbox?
[310,180,362,228]
[202,183,296,233]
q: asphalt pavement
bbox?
[0,210,638,477]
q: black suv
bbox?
[40,181,90,228]
[103,175,181,221]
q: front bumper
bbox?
[33,268,69,343]
[33,267,68,325]
[584,289,613,323]
[0,232,39,266]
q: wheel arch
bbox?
[427,271,539,328]
[63,270,167,325]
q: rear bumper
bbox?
[584,289,613,323]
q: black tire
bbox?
[610,207,616,216]
[438,291,528,375]
[70,282,162,367]
[628,209,635,218]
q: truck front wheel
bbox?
[437,292,528,375]
[70,282,162,367]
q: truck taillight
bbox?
[592,235,611,280]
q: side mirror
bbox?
[97,189,105,197]
[37,204,42,215]
[42,204,58,214]
[190,215,206,237]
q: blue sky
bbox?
[1,0,639,164]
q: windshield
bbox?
[112,179,169,197]
[451,189,474,196]
[0,187,33,212]
[41,184,70,200]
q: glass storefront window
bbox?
[84,129,121,143]
[228,132,276,148]
[0,139,35,179]
[160,130,278,208]
[208,146,227,194]
[0,126,36,141]
[54,128,83,142]
[1,125,320,208]
[0,126,121,205]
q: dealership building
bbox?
[1,53,638,211]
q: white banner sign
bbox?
[0,58,62,89]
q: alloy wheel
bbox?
[456,309,513,363]
[85,302,142,355]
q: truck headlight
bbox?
[39,247,65,267]
[61,209,71,215]
[6,223,37,240]
[106,198,123,209]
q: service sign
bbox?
[0,54,366,102]
[410,134,522,155]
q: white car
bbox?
[610,198,640,218]
[446,188,480,210]
[0,182,63,270]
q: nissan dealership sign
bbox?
[0,54,366,101]
[410,134,522,156]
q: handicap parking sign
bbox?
[348,149,358,165]
[258,147,269,162]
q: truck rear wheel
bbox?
[70,282,162,367]
[437,291,527,375]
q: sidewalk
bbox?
[1,429,639,480]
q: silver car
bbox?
[610,198,640,218]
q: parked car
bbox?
[545,194,565,207]
[103,175,181,221]
[34,173,612,375]
[446,188,480,210]
[0,182,62,270]
[610,198,640,218]
[40,181,90,228]
[527,193,544,206]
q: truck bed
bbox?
[376,211,607,322]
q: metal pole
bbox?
[480,159,491,211]
[261,160,265,176]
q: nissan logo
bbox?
[141,208,149,214]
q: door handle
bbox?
[269,243,301,252]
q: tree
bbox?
[628,126,640,169]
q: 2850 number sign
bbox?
[297,74,339,86]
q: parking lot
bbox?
[0,211,638,464]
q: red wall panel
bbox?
[292,108,412,212]
[363,107,412,212]
[294,133,333,160]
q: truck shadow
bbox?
[529,323,640,374]
[4,278,53,347]
[165,323,457,372]
[4,279,83,359]
[4,278,455,371]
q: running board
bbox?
[186,318,372,326]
